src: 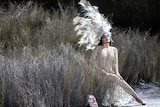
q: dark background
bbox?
[1,0,160,34]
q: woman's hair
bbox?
[98,38,103,45]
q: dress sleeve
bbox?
[113,48,120,75]
[90,46,99,60]
[90,46,100,68]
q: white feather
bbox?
[73,0,112,50]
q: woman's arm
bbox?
[90,46,105,74]
[89,46,100,69]
[113,47,123,79]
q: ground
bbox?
[122,82,160,107]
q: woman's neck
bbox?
[103,43,110,48]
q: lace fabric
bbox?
[91,46,133,106]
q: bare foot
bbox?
[135,97,146,105]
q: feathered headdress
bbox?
[73,0,112,50]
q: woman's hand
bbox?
[102,69,124,81]
[102,69,108,75]
[116,73,123,80]
[101,69,108,78]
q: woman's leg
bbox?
[106,73,146,105]
[109,81,116,104]
[118,78,146,105]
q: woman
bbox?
[90,33,146,106]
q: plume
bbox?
[73,0,112,50]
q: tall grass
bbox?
[112,28,160,84]
[0,1,160,107]
[0,1,78,52]
[0,44,91,107]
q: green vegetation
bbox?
[0,1,159,107]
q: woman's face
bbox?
[102,35,111,44]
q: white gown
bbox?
[91,46,133,106]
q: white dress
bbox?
[91,46,133,106]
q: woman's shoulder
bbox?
[96,45,102,48]
[94,46,103,50]
[109,46,117,50]
[95,46,118,51]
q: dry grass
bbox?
[0,1,160,107]
[0,45,87,107]
[0,1,78,52]
[113,28,160,83]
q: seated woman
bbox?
[73,0,146,106]
[90,33,146,106]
